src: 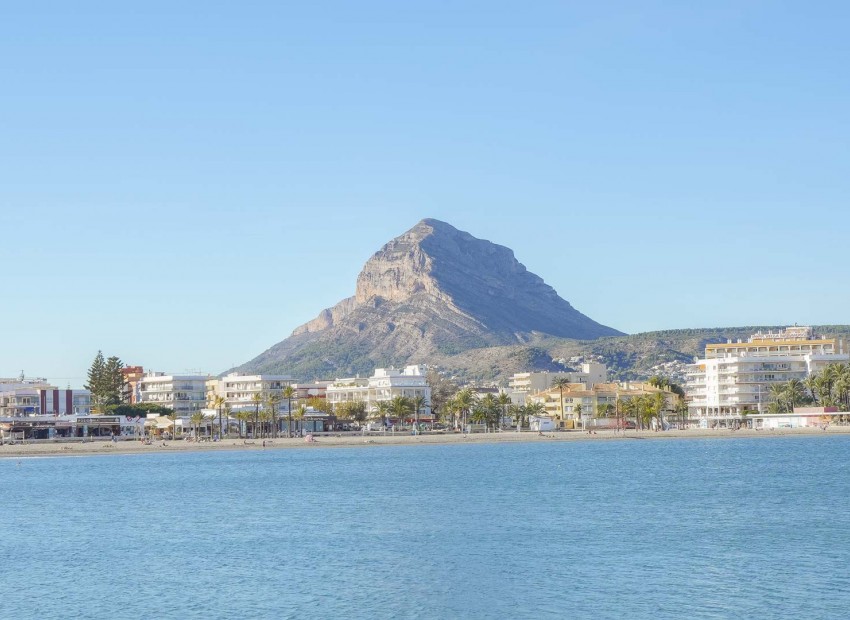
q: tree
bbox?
[251,392,263,438]
[210,394,226,439]
[470,404,487,425]
[390,396,412,428]
[235,410,252,438]
[497,392,512,430]
[265,392,282,438]
[411,395,428,431]
[282,385,295,437]
[452,389,474,432]
[190,412,206,439]
[294,403,307,436]
[168,410,179,439]
[336,401,367,424]
[524,401,545,429]
[480,393,499,431]
[85,351,125,413]
[427,368,458,424]
[551,377,572,429]
[374,400,391,428]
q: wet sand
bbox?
[1,426,848,459]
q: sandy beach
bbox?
[1,425,848,459]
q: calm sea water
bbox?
[2,436,850,619]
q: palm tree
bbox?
[235,410,252,438]
[497,392,511,431]
[480,393,498,431]
[551,377,572,428]
[470,405,487,425]
[251,392,263,438]
[524,401,545,429]
[294,403,307,436]
[168,411,179,440]
[574,403,582,429]
[211,394,226,439]
[769,383,788,413]
[374,400,391,429]
[282,385,296,437]
[804,375,820,405]
[265,392,282,438]
[390,395,412,429]
[190,412,206,439]
[453,389,474,432]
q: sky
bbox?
[2,1,849,385]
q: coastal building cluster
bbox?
[686,326,849,429]
[3,326,847,442]
[0,365,433,441]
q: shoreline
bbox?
[2,426,849,459]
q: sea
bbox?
[2,435,849,619]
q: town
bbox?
[2,326,847,444]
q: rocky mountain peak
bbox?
[240,219,623,378]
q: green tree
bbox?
[210,394,226,439]
[452,389,474,432]
[336,401,368,424]
[374,400,391,428]
[497,392,512,430]
[266,392,282,438]
[551,377,572,428]
[251,392,263,438]
[190,411,206,438]
[85,351,126,413]
[390,395,412,428]
[480,393,499,431]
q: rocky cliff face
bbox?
[236,219,623,378]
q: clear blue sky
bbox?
[2,1,848,384]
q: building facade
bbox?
[325,365,432,416]
[139,373,209,414]
[528,381,677,428]
[686,326,849,422]
[206,373,293,413]
[508,364,608,404]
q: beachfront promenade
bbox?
[2,426,849,458]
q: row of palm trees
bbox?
[767,363,850,413]
[204,385,304,439]
[368,395,429,428]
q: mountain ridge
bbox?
[234,218,623,378]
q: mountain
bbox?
[235,218,624,378]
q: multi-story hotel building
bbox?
[139,372,209,414]
[206,372,293,413]
[686,326,849,421]
[325,365,431,416]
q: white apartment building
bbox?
[139,373,209,414]
[325,365,431,415]
[508,363,608,404]
[206,372,293,413]
[686,326,849,421]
